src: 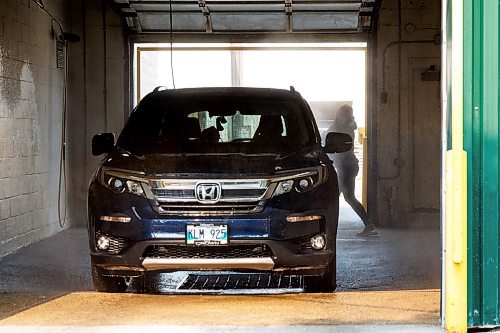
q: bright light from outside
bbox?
[134,43,366,128]
[138,50,232,99]
[239,49,366,126]
[134,42,367,200]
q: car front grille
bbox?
[152,189,194,199]
[151,188,267,200]
[159,202,263,215]
[149,179,270,215]
[143,244,273,259]
[222,189,267,198]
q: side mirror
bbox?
[324,132,353,154]
[91,133,115,156]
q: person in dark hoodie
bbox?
[329,104,376,237]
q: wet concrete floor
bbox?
[0,203,441,328]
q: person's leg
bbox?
[340,168,370,226]
[337,165,376,236]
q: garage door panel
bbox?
[114,0,380,33]
[138,13,206,31]
[134,3,201,12]
[293,3,360,12]
[292,13,359,31]
[208,4,284,12]
[211,13,286,31]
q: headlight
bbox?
[127,180,144,196]
[108,177,126,193]
[99,168,147,197]
[274,180,294,196]
[272,165,328,197]
[298,178,312,191]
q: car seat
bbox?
[184,117,202,140]
[252,115,284,143]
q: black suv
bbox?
[88,87,351,292]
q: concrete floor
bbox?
[0,202,441,330]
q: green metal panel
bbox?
[464,0,500,327]
[446,0,452,150]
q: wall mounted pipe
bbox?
[377,39,437,181]
[376,0,443,182]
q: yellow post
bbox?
[358,127,368,210]
[445,151,467,332]
[444,0,467,331]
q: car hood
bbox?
[103,146,323,176]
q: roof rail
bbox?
[153,86,168,92]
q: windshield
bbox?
[117,93,316,155]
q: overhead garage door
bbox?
[110,0,380,34]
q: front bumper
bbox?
[141,257,275,271]
[89,168,338,278]
[91,239,334,277]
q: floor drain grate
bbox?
[178,274,303,290]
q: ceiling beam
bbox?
[129,32,369,43]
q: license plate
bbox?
[186,224,228,245]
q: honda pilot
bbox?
[88,87,352,292]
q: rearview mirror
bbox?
[324,132,353,154]
[91,133,115,156]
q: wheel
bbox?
[91,260,128,293]
[304,259,336,293]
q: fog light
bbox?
[310,234,326,250]
[97,235,110,250]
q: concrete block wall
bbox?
[373,0,441,227]
[65,0,127,229]
[0,0,127,257]
[0,0,69,257]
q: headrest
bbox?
[184,117,201,139]
[257,115,283,135]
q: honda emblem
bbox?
[195,183,221,203]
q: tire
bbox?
[304,259,337,293]
[91,260,128,293]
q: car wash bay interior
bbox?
[0,0,496,331]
